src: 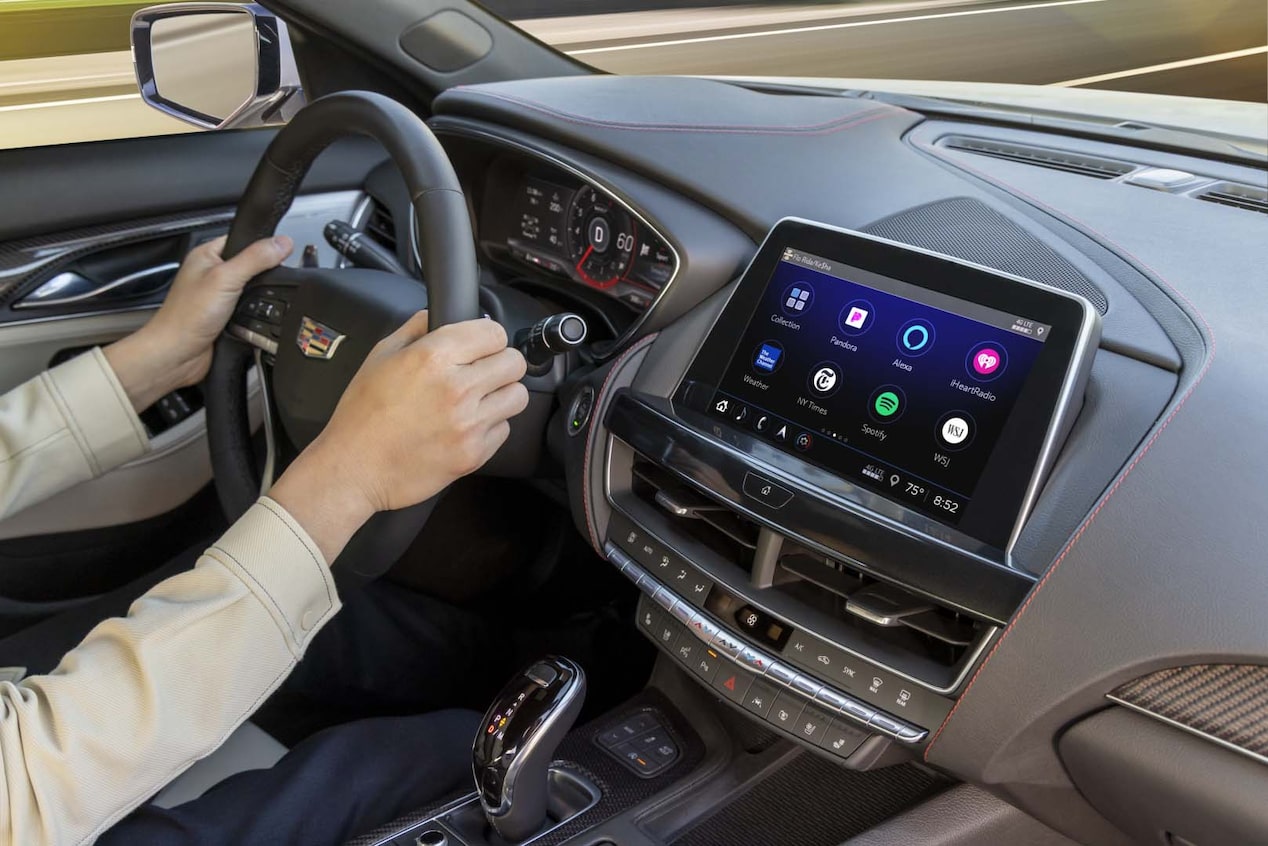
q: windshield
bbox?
[488,0,1266,103]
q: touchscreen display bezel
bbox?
[675,218,1100,552]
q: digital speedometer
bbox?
[567,185,636,288]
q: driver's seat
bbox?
[151,721,287,808]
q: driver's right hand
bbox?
[269,310,529,561]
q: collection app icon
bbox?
[807,362,842,397]
[896,319,936,357]
[868,384,907,423]
[753,340,785,373]
[966,342,1008,381]
[936,410,976,450]
[838,299,876,335]
[782,283,814,316]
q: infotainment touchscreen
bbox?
[677,219,1099,550]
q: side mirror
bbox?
[130,2,305,130]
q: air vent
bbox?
[631,458,760,571]
[778,547,985,669]
[1195,181,1268,215]
[940,136,1135,180]
[629,456,985,672]
[364,201,398,251]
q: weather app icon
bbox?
[754,341,784,373]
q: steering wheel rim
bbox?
[205,91,480,578]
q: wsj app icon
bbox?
[753,341,784,373]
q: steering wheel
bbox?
[205,91,480,583]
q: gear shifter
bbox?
[473,657,586,843]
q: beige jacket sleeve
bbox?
[0,351,343,845]
[0,347,149,519]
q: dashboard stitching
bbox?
[583,333,660,554]
[920,147,1217,761]
[449,90,900,136]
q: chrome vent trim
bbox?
[939,135,1135,180]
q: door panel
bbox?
[0,130,388,609]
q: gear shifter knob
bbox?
[473,656,586,843]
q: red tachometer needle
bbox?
[576,245,593,273]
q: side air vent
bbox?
[1195,181,1268,215]
[940,136,1135,180]
[364,201,398,251]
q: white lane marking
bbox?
[0,72,133,92]
[1052,45,1268,87]
[567,0,1109,55]
[0,93,139,113]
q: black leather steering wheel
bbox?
[206,91,480,582]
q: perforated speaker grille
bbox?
[862,197,1109,314]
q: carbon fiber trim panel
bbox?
[1111,664,1268,761]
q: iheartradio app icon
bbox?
[966,341,1008,381]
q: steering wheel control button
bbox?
[742,679,779,718]
[767,691,807,731]
[966,341,1008,381]
[781,282,814,317]
[936,411,976,451]
[838,299,876,336]
[896,318,936,357]
[742,473,794,509]
[868,385,907,424]
[753,340,785,374]
[807,361,842,398]
[821,720,867,759]
[713,668,754,705]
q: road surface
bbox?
[0,0,1264,150]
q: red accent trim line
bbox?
[920,145,1217,761]
[582,333,661,555]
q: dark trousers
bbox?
[96,709,480,846]
[0,541,504,846]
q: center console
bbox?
[602,219,1100,763]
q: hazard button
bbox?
[711,667,754,704]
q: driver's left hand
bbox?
[104,234,293,412]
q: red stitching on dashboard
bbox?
[583,333,661,556]
[921,145,1217,761]
[455,90,901,136]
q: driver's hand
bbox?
[104,235,293,412]
[269,311,529,562]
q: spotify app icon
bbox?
[868,385,907,423]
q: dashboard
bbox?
[420,74,1268,846]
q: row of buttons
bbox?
[612,544,926,745]
[638,597,869,760]
[594,711,680,777]
[616,525,714,608]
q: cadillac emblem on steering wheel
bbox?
[296,316,346,360]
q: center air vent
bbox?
[628,455,988,674]
[939,136,1135,180]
